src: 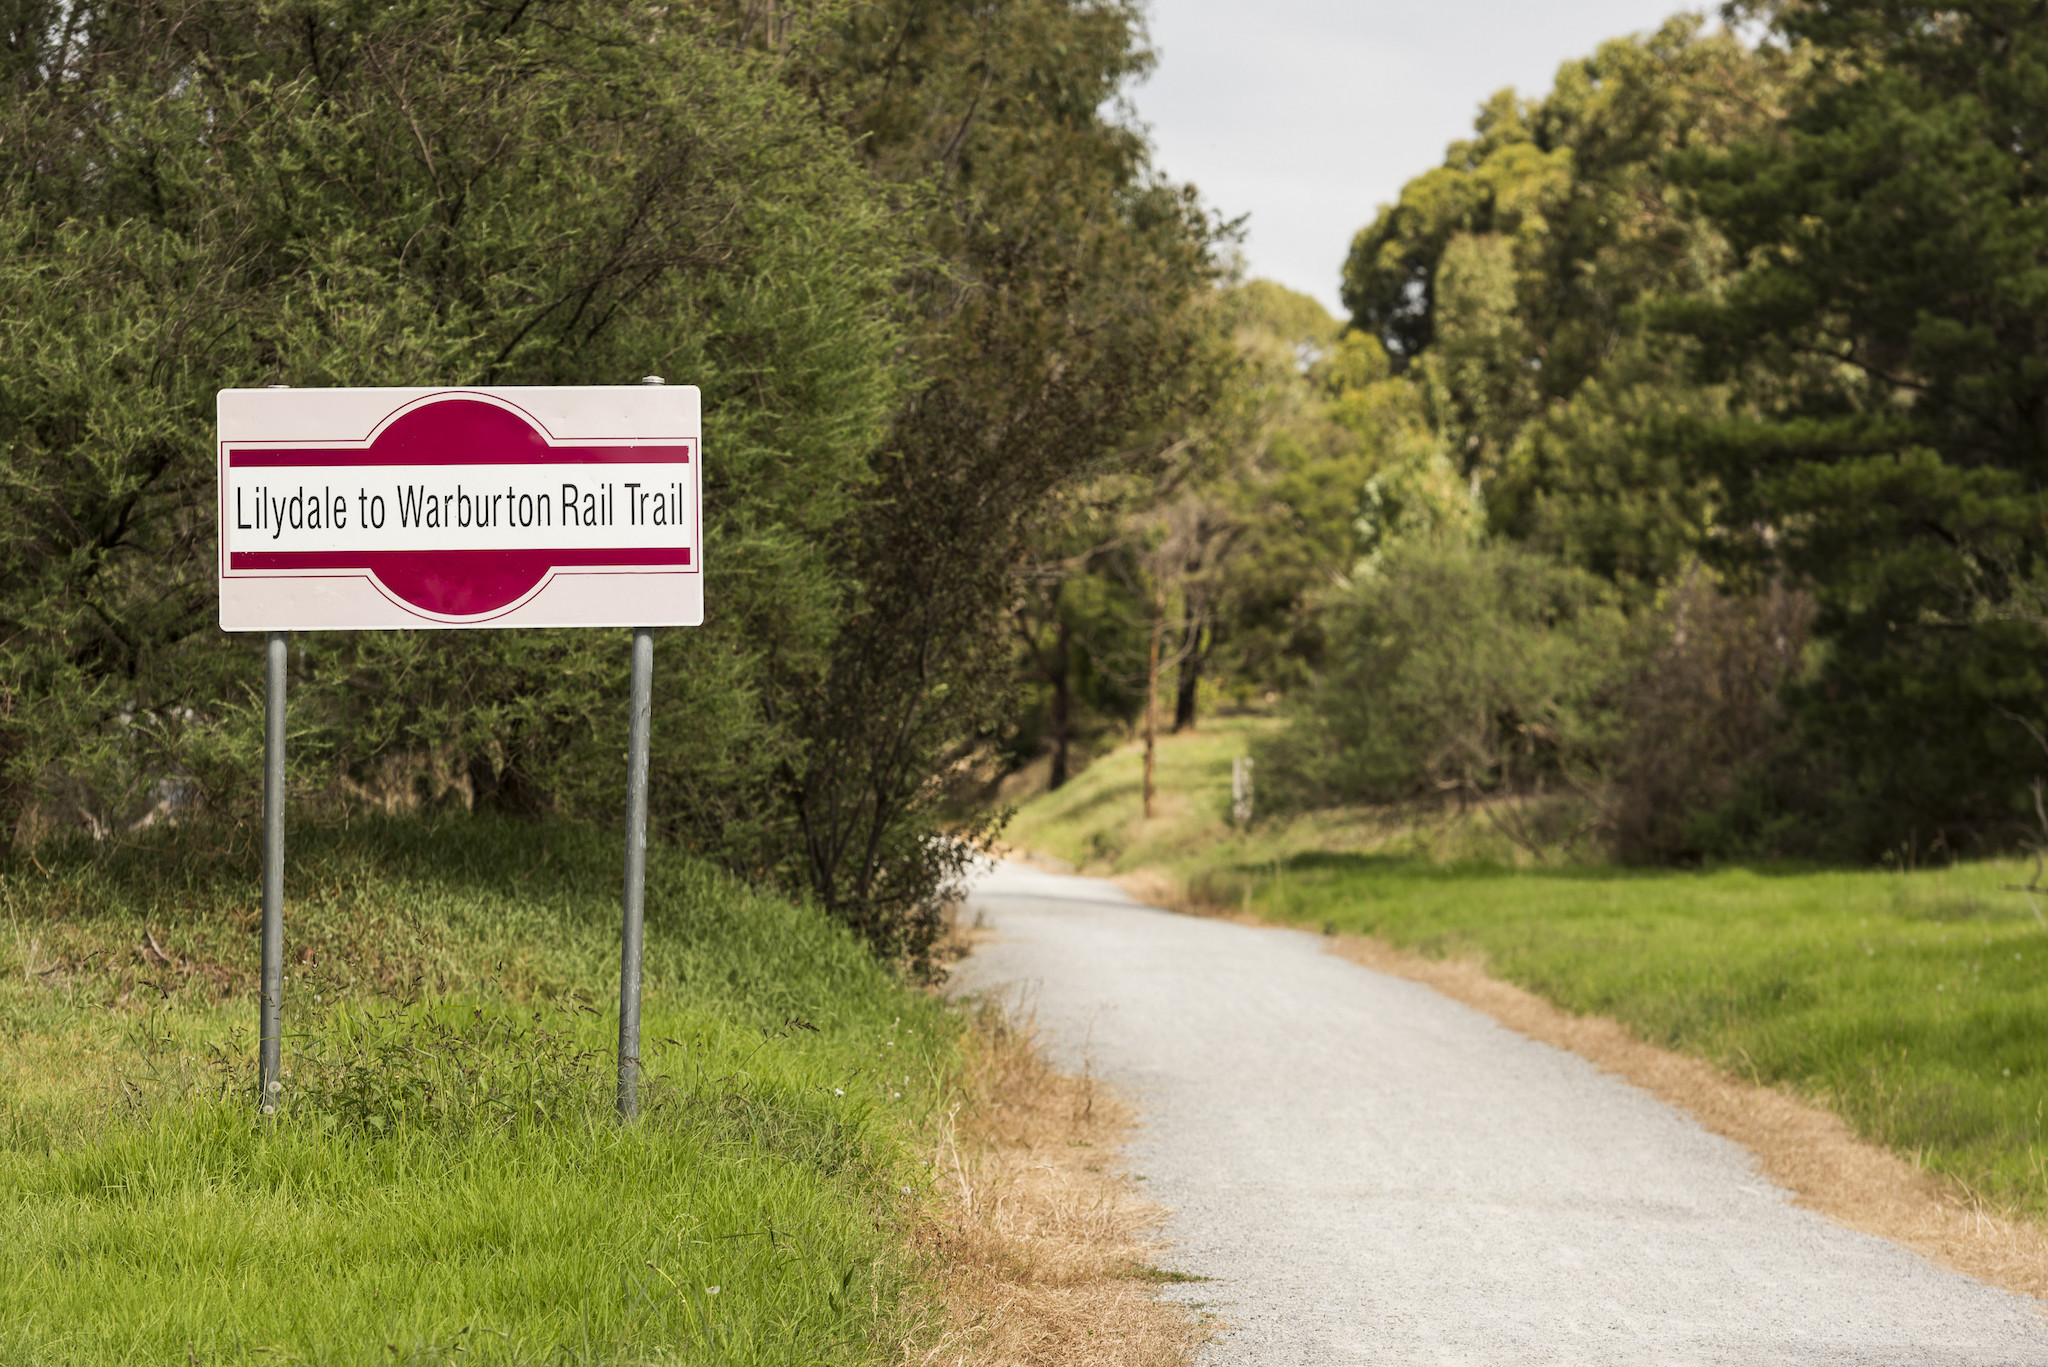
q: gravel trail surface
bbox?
[952,860,2048,1366]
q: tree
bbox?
[1662,0,2048,852]
[1256,541,1630,826]
[1339,16,1796,593]
[757,0,1226,957]
[1175,282,1359,720]
[1243,17,1816,856]
[1007,491,1146,790]
[0,0,1230,967]
[997,278,1370,794]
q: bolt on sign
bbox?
[219,386,700,629]
[219,382,697,1122]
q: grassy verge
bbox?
[1004,715,1542,879]
[0,816,955,1365]
[1004,721,2048,1220]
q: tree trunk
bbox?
[466,749,545,819]
[1048,617,1073,790]
[1144,585,1162,818]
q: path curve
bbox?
[952,860,2048,1366]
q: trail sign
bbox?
[218,381,697,1121]
[218,386,701,630]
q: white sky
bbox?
[1127,0,1708,318]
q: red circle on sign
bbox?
[361,549,559,618]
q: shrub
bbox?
[1257,542,1630,812]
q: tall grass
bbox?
[0,817,956,1364]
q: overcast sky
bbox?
[1127,0,1708,318]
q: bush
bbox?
[0,0,1218,971]
[1257,542,1630,812]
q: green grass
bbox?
[1005,714,1536,878]
[0,817,955,1365]
[1005,722,2048,1218]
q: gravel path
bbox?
[951,860,2048,1366]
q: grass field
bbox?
[1005,719,2048,1218]
[0,817,956,1365]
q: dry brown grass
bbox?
[912,1001,1207,1366]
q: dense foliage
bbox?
[1659,0,2048,853]
[0,0,1219,963]
[1302,2,2046,860]
[12,0,2044,913]
[1257,542,1627,814]
[773,0,1223,955]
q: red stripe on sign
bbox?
[227,548,692,618]
[224,397,692,467]
[228,548,692,570]
[230,446,686,467]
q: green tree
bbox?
[1001,279,1367,793]
[1189,283,1364,707]
[1340,16,1795,591]
[1244,18,1806,852]
[1007,491,1149,790]
[1662,0,2048,852]
[773,0,1225,942]
[0,0,1229,966]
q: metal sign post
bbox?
[259,630,287,1113]
[218,380,702,1122]
[617,625,653,1118]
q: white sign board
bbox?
[218,386,701,630]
